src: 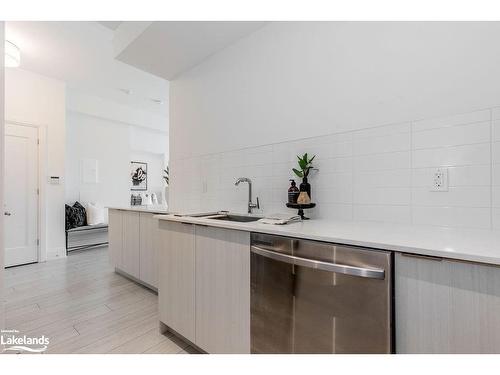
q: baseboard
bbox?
[46,247,67,261]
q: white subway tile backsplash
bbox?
[412,186,491,208]
[493,208,500,229]
[315,184,353,204]
[354,151,410,171]
[493,186,500,208]
[320,157,353,174]
[493,142,500,164]
[353,186,411,206]
[412,206,491,229]
[493,107,500,120]
[352,122,410,139]
[412,109,490,132]
[493,164,500,187]
[171,106,500,230]
[493,120,500,142]
[318,203,353,221]
[412,165,491,187]
[412,121,490,150]
[353,169,411,188]
[412,143,490,168]
[353,204,411,224]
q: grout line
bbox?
[490,108,494,230]
[410,121,414,225]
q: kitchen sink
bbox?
[209,214,262,223]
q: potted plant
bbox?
[292,153,315,200]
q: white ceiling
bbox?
[5,21,169,119]
[115,21,267,79]
[4,21,266,127]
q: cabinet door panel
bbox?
[158,221,196,343]
[108,209,123,268]
[139,213,159,288]
[195,226,250,354]
[396,253,500,353]
[121,211,140,278]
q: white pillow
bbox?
[86,203,105,225]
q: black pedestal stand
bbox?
[286,203,316,220]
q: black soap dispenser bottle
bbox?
[288,179,299,204]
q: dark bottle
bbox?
[300,177,311,199]
[288,179,300,203]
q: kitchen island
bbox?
[107,206,169,290]
[154,212,500,354]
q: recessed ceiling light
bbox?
[151,98,163,104]
[5,40,20,68]
[119,88,132,95]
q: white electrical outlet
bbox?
[431,167,448,192]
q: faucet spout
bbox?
[234,177,259,213]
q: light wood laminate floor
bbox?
[3,247,198,354]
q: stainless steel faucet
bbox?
[235,177,260,214]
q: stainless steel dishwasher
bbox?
[250,233,393,354]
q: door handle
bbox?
[251,245,385,280]
[4,211,11,216]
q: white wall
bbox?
[169,22,500,230]
[170,22,500,159]
[5,68,66,259]
[65,112,130,210]
[0,21,5,331]
[65,111,168,211]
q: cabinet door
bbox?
[108,209,123,268]
[396,253,500,353]
[139,213,159,288]
[195,225,250,354]
[158,221,196,343]
[121,210,140,278]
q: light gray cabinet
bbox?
[121,211,140,279]
[108,208,123,269]
[108,209,160,289]
[157,221,251,353]
[195,225,250,354]
[396,252,500,353]
[158,220,196,343]
[139,212,160,288]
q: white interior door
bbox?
[4,123,38,267]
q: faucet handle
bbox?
[256,197,260,209]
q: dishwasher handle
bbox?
[251,245,385,280]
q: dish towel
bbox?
[258,214,301,225]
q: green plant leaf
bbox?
[298,159,307,170]
[309,155,316,163]
[304,153,308,163]
[292,168,303,178]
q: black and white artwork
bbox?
[130,161,147,191]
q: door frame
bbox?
[5,120,47,263]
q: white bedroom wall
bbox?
[169,22,500,229]
[0,21,5,331]
[5,68,66,259]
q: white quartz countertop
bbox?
[108,206,170,214]
[154,213,500,266]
